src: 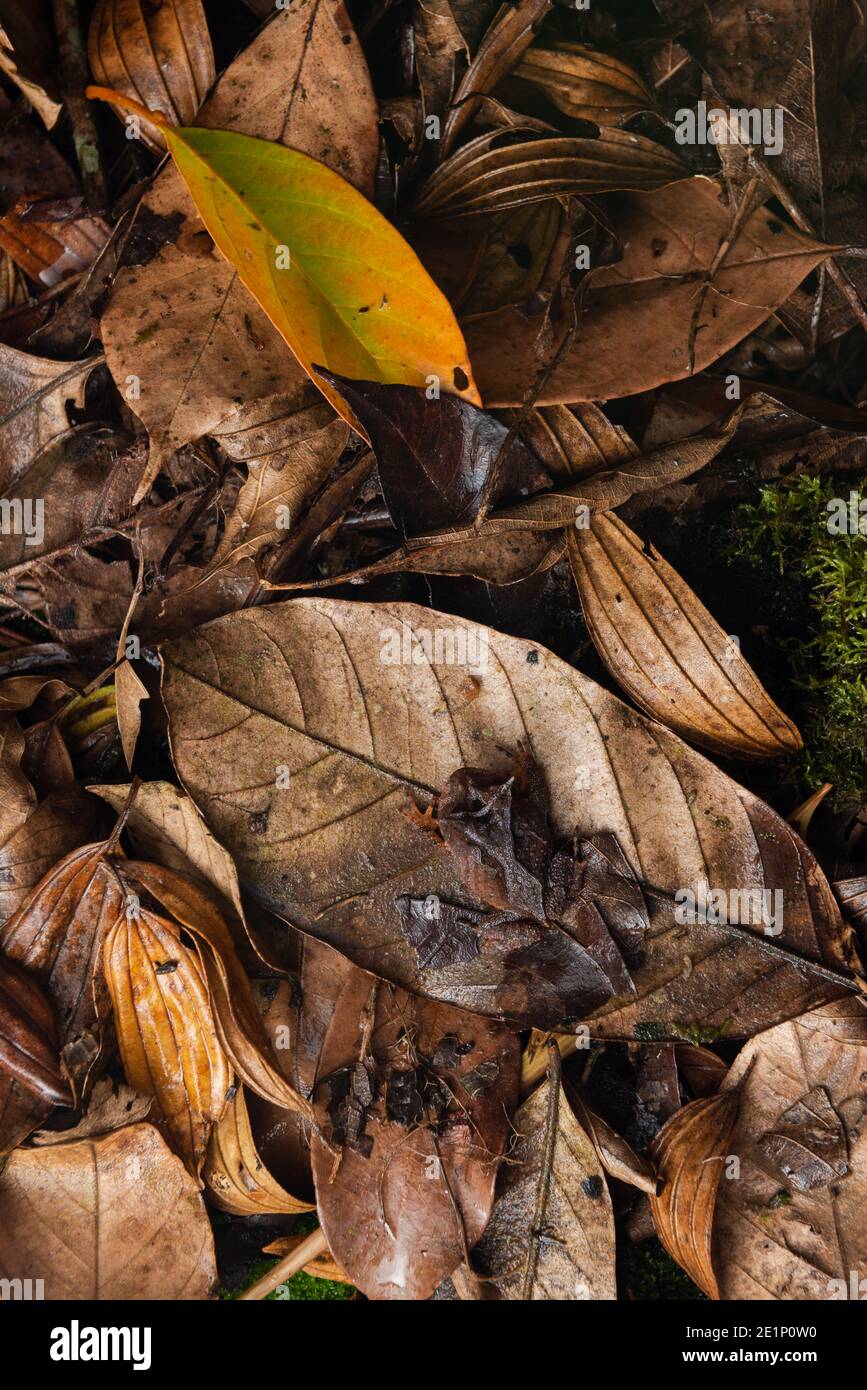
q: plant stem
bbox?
[52,0,110,215]
[237,1227,329,1301]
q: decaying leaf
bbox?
[415,127,687,217]
[310,962,520,1299]
[714,999,867,1300]
[650,1089,740,1298]
[466,179,837,404]
[161,599,860,1041]
[0,1122,217,1297]
[472,1057,617,1298]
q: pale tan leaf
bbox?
[568,511,803,759]
[715,998,867,1300]
[473,1074,617,1299]
[0,1123,216,1297]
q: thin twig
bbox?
[238,1227,329,1301]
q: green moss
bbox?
[619,1237,705,1300]
[730,473,867,811]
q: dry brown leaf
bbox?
[466,178,837,404]
[99,0,378,491]
[415,127,687,217]
[0,344,97,494]
[161,598,859,1040]
[514,42,655,124]
[568,512,803,759]
[32,1076,151,1144]
[649,1089,740,1298]
[114,659,148,770]
[204,1085,313,1216]
[675,1042,728,1098]
[0,951,70,1105]
[0,840,125,1098]
[0,788,104,931]
[117,860,313,1120]
[0,1122,217,1297]
[441,0,552,155]
[472,1068,617,1299]
[88,0,215,150]
[310,963,520,1299]
[714,998,867,1300]
[208,387,349,576]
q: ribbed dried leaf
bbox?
[568,512,803,759]
[441,0,552,154]
[204,1086,313,1215]
[0,841,125,1098]
[0,1123,216,1298]
[415,127,686,217]
[650,1090,740,1298]
[88,0,215,150]
[514,43,654,123]
[118,860,312,1119]
[103,907,232,1178]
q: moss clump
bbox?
[619,1237,705,1300]
[730,473,867,811]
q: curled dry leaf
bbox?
[0,1070,51,1156]
[0,840,125,1099]
[675,1043,728,1098]
[415,127,687,218]
[204,1085,313,1216]
[441,0,552,155]
[649,1089,740,1299]
[161,599,859,1040]
[310,963,520,1300]
[103,904,232,1179]
[88,0,215,150]
[472,1062,617,1299]
[0,951,70,1105]
[565,1083,657,1195]
[714,998,867,1300]
[0,1123,217,1298]
[0,789,104,932]
[97,0,380,485]
[568,512,803,760]
[117,860,312,1119]
[88,779,260,965]
[514,43,655,124]
[466,178,837,405]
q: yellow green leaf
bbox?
[86,86,481,426]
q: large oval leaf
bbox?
[160,599,861,1040]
